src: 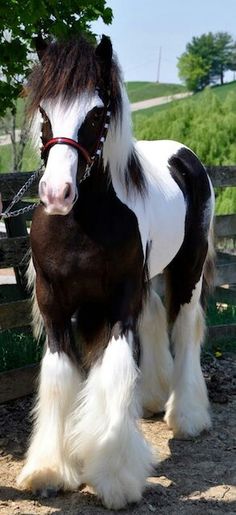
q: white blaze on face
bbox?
[39,92,104,215]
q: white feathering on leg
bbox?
[66,334,155,510]
[17,349,82,493]
[164,279,211,437]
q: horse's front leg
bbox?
[66,319,154,510]
[17,271,82,495]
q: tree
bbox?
[0,1,112,172]
[178,32,236,91]
[177,53,211,92]
[0,0,113,116]
[0,104,30,172]
[213,32,235,85]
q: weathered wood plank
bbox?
[217,251,236,264]
[3,200,29,292]
[215,262,236,286]
[152,255,236,291]
[0,364,39,403]
[0,300,31,330]
[206,166,236,187]
[208,323,236,341]
[215,214,236,238]
[0,236,29,268]
[0,172,40,201]
[0,166,235,200]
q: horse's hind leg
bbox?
[17,345,82,494]
[139,288,173,416]
[164,148,215,437]
[163,219,215,439]
[66,328,154,510]
[164,276,211,437]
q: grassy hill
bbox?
[132,80,236,119]
[126,81,186,103]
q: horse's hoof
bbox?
[36,486,60,498]
[164,406,212,437]
[17,466,63,495]
[96,476,142,510]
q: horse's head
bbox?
[28,36,123,215]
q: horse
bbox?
[17,35,215,509]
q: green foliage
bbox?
[0,329,43,372]
[0,141,40,173]
[213,32,236,82]
[178,53,210,92]
[126,82,186,103]
[206,297,236,326]
[178,32,236,92]
[0,0,113,116]
[133,88,236,214]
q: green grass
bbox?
[0,141,40,173]
[207,297,236,326]
[126,81,186,103]
[0,284,44,373]
[211,80,236,100]
[0,329,43,373]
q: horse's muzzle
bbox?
[39,180,75,215]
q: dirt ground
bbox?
[0,355,235,515]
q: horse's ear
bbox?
[34,35,49,61]
[95,35,113,68]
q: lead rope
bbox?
[1,163,44,220]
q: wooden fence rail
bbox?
[0,166,235,401]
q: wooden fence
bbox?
[0,166,236,402]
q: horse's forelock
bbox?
[27,37,122,120]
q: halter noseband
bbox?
[43,137,92,165]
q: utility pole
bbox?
[156,46,162,83]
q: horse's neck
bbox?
[80,161,112,196]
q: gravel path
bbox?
[130,92,192,112]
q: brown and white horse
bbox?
[17,36,214,509]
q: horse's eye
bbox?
[93,109,103,120]
[90,108,104,127]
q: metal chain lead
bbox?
[1,164,44,220]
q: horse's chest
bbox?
[31,198,143,298]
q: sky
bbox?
[91,0,236,84]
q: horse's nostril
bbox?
[64,183,71,200]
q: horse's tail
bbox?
[27,254,44,341]
[201,179,215,307]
